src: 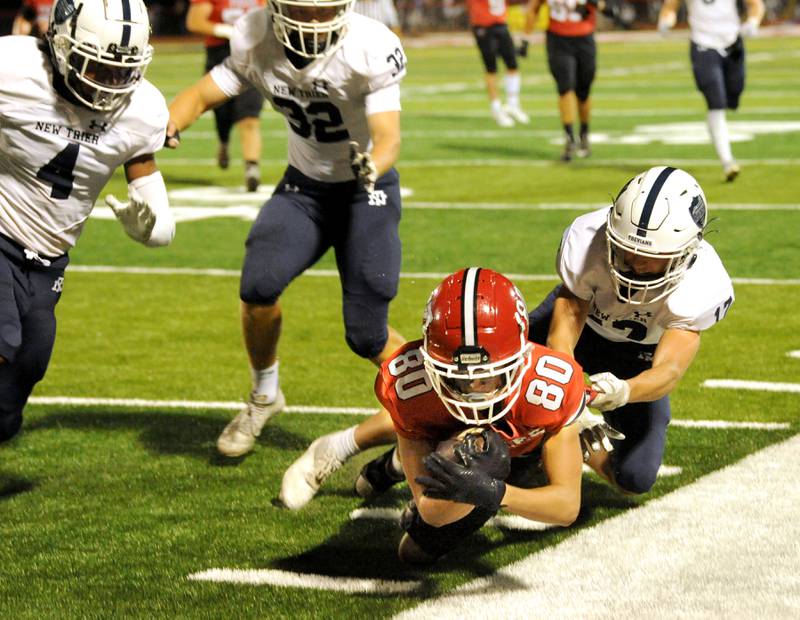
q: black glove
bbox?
[516,39,529,58]
[417,452,506,511]
[454,427,511,481]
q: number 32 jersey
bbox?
[377,340,587,458]
[210,10,406,182]
[0,37,168,257]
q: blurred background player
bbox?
[12,0,52,37]
[0,0,175,444]
[524,0,599,161]
[528,166,734,494]
[467,0,529,127]
[354,0,400,33]
[185,0,265,192]
[168,0,408,458]
[659,0,765,182]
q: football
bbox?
[435,427,489,464]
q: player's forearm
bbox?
[546,293,589,355]
[502,483,580,526]
[169,88,208,132]
[626,362,685,403]
[744,0,765,23]
[658,0,679,23]
[367,111,401,177]
[524,0,542,33]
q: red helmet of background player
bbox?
[420,267,532,425]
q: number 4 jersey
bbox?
[210,10,406,183]
[0,37,168,257]
[377,340,587,458]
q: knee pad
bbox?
[0,411,22,443]
[399,500,496,562]
[613,460,658,495]
[343,297,389,359]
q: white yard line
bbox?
[26,396,792,430]
[187,568,420,594]
[64,265,800,287]
[394,433,800,619]
[703,379,800,394]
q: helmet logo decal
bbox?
[460,267,481,347]
[53,0,76,25]
[689,194,706,229]
[635,166,676,237]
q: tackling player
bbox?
[185,0,266,191]
[659,0,765,182]
[167,0,408,458]
[530,166,734,494]
[0,0,175,443]
[381,268,586,565]
[466,0,530,127]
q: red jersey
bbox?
[467,0,508,27]
[546,0,596,37]
[190,0,266,47]
[377,340,587,458]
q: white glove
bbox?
[657,12,676,36]
[105,188,156,244]
[589,372,631,412]
[576,409,626,462]
[349,141,377,193]
[740,18,759,38]
[212,23,234,39]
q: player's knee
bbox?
[398,501,496,565]
[613,462,658,495]
[239,265,282,305]
[344,316,386,359]
[576,85,591,102]
[0,411,22,443]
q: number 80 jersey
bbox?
[377,340,587,458]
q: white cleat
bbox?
[279,434,344,510]
[505,105,530,125]
[724,162,741,182]
[216,390,285,457]
[492,107,514,128]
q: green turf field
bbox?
[1,32,799,618]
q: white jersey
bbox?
[0,37,168,257]
[557,208,735,345]
[211,10,406,182]
[686,0,741,50]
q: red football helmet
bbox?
[420,268,532,425]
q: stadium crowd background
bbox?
[1,0,798,37]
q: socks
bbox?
[490,98,503,114]
[505,72,521,109]
[329,426,361,462]
[580,122,589,139]
[251,361,279,402]
[707,109,734,166]
[564,124,575,143]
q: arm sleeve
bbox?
[128,171,175,247]
[364,29,406,103]
[365,83,401,116]
[556,223,593,300]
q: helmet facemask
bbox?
[48,0,153,112]
[269,0,355,59]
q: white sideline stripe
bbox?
[187,568,420,594]
[349,508,556,532]
[704,379,800,394]
[788,351,800,359]
[582,463,682,477]
[394,434,800,620]
[26,397,791,431]
[65,265,800,286]
[403,201,800,211]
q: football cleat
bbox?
[561,139,576,162]
[216,390,285,457]
[724,162,740,183]
[279,433,344,510]
[577,134,591,158]
[354,446,405,499]
[245,162,260,193]
[491,106,514,128]
[217,143,230,170]
[505,105,530,125]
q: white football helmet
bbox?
[606,166,707,305]
[269,0,355,59]
[47,0,153,111]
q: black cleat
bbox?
[354,446,405,499]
